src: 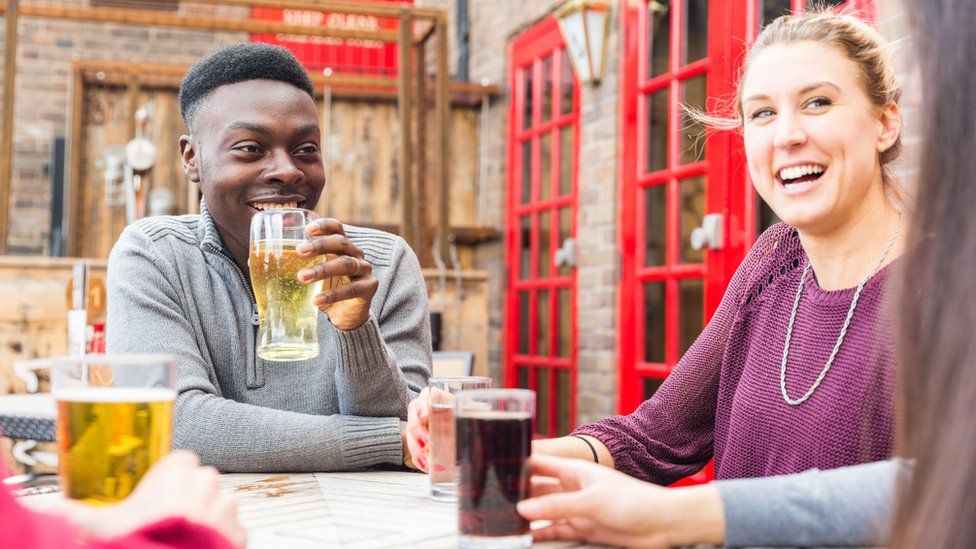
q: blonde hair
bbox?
[692,10,902,178]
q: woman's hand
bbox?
[404,388,431,472]
[296,218,378,331]
[58,451,246,548]
[517,455,725,548]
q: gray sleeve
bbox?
[107,226,403,473]
[717,459,904,547]
[333,235,431,420]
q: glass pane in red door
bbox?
[558,208,573,277]
[537,289,551,356]
[557,288,571,357]
[520,141,532,204]
[760,0,792,28]
[646,89,670,173]
[679,278,704,355]
[643,282,666,363]
[679,176,707,264]
[683,0,709,63]
[539,210,551,277]
[537,368,552,435]
[522,66,533,130]
[519,215,531,277]
[680,75,708,164]
[559,126,574,195]
[556,370,571,435]
[518,291,530,354]
[559,50,574,115]
[644,184,667,266]
[540,134,552,201]
[541,55,553,123]
[648,1,671,78]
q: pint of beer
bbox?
[250,208,335,362]
[51,355,177,504]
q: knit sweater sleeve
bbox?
[573,225,784,484]
[717,459,904,547]
[107,224,403,472]
[332,234,432,420]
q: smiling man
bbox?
[106,43,431,472]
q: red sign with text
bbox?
[251,0,412,77]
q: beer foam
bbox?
[457,410,533,420]
[53,387,176,403]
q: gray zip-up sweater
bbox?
[106,202,431,472]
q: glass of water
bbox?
[427,376,492,501]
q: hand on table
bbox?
[405,388,432,472]
[296,218,378,331]
[517,455,725,548]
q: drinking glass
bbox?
[455,389,535,548]
[427,376,492,501]
[51,354,177,504]
[249,208,329,361]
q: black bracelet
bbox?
[570,435,599,464]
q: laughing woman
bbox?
[408,10,905,483]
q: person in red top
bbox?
[1,451,245,548]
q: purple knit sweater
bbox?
[576,223,896,484]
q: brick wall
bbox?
[0,1,249,254]
[418,0,622,422]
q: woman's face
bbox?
[741,41,900,234]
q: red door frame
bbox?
[617,0,875,483]
[618,0,748,415]
[504,18,581,437]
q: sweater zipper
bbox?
[203,243,260,326]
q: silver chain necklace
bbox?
[780,213,904,406]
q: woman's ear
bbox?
[877,101,902,154]
[179,135,201,183]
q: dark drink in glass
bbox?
[455,389,535,548]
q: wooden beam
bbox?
[0,0,18,255]
[192,0,444,21]
[412,39,431,267]
[435,16,450,264]
[67,67,85,258]
[337,222,499,245]
[0,3,399,42]
[397,10,414,251]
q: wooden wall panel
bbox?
[72,82,482,266]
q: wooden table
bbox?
[24,469,592,548]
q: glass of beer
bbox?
[427,376,492,502]
[249,208,331,361]
[455,389,535,548]
[51,354,177,504]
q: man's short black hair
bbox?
[179,42,315,130]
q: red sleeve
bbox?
[88,517,234,549]
[0,483,233,549]
[1,482,80,547]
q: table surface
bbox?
[22,469,594,548]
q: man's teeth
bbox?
[252,202,298,211]
[778,164,825,182]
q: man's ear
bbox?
[179,135,201,183]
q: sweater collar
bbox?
[198,199,231,255]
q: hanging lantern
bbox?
[556,0,612,84]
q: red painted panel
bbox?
[251,0,410,77]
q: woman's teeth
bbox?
[778,164,825,184]
[251,202,298,211]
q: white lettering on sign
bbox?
[280,10,381,32]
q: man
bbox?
[107,43,430,472]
